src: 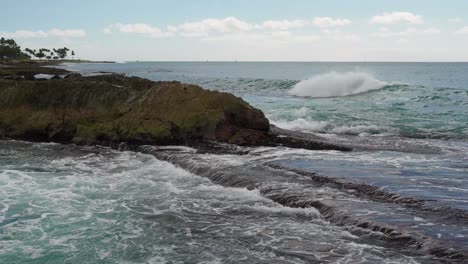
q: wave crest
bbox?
[271,118,387,136]
[289,72,388,97]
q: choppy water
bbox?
[0,141,425,264]
[61,62,468,140]
[2,62,467,263]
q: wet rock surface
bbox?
[0,70,349,151]
[137,144,468,263]
[0,74,268,146]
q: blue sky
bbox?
[2,0,468,61]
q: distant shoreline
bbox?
[1,60,114,67]
[36,60,115,65]
[90,60,468,63]
[56,60,115,64]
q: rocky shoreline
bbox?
[137,144,468,262]
[3,62,468,263]
[0,61,70,80]
[0,62,349,153]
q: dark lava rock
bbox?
[50,75,61,80]
[15,71,36,80]
[64,73,82,79]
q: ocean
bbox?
[1,62,467,263]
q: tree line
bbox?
[0,37,76,62]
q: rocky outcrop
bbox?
[0,62,69,80]
[63,73,82,79]
[0,73,350,151]
[0,74,271,146]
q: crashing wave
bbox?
[289,71,388,97]
[271,118,387,136]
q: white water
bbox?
[267,106,390,136]
[289,72,388,97]
[1,141,426,264]
[272,118,388,136]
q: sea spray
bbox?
[289,71,388,97]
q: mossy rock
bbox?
[0,74,270,146]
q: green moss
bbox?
[0,74,269,145]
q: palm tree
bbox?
[25,48,36,59]
[35,49,46,60]
[53,47,70,60]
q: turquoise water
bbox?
[2,62,468,263]
[0,141,423,264]
[61,62,468,140]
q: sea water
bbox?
[1,62,468,263]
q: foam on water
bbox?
[252,145,468,210]
[266,83,468,140]
[270,117,388,136]
[142,144,468,261]
[34,74,55,80]
[1,141,428,263]
[288,72,389,98]
[23,62,468,262]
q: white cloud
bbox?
[201,31,295,43]
[48,29,86,37]
[312,17,352,27]
[396,38,409,44]
[201,31,323,45]
[168,17,252,37]
[118,23,159,34]
[455,26,468,35]
[372,27,440,38]
[102,16,361,49]
[370,12,423,25]
[105,23,171,37]
[256,19,309,30]
[372,27,416,38]
[422,27,441,34]
[0,28,86,38]
[104,16,354,39]
[321,29,360,41]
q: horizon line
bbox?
[98,60,468,63]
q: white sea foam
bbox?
[239,204,320,217]
[0,141,446,263]
[291,107,311,117]
[34,74,55,79]
[272,118,330,132]
[289,71,388,97]
[271,117,386,136]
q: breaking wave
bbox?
[289,71,389,97]
[271,118,389,136]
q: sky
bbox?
[2,0,468,61]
